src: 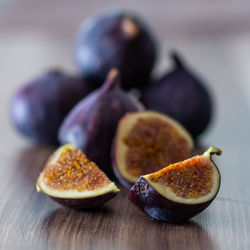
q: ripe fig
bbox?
[113,111,194,188]
[75,10,158,89]
[36,143,119,209]
[129,146,222,223]
[141,52,213,138]
[58,69,144,178]
[10,69,95,145]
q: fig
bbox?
[129,146,222,223]
[58,69,144,177]
[10,69,95,145]
[113,111,194,188]
[141,52,212,138]
[36,143,119,209]
[75,10,157,89]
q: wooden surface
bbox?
[1,0,250,249]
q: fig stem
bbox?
[122,17,139,37]
[170,51,185,69]
[204,146,222,157]
[101,68,121,91]
[47,68,63,75]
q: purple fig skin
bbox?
[10,70,95,145]
[129,177,218,223]
[75,10,158,89]
[141,52,212,138]
[111,131,136,189]
[58,70,144,178]
[51,192,117,210]
[112,155,134,189]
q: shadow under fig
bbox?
[39,205,115,248]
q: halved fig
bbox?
[113,111,194,188]
[129,146,222,223]
[36,143,119,209]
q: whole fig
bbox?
[58,69,144,177]
[75,10,158,89]
[141,52,213,138]
[10,70,95,145]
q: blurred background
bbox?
[1,0,250,200]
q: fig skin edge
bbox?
[51,192,117,210]
[128,147,221,223]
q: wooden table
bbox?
[1,1,250,249]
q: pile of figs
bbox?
[10,9,221,223]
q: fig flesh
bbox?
[129,146,222,222]
[58,69,144,178]
[141,52,212,138]
[113,111,194,188]
[36,143,119,209]
[75,10,158,89]
[10,69,95,145]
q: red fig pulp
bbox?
[112,111,193,188]
[36,143,119,209]
[129,146,221,222]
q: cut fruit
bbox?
[112,111,194,188]
[129,146,221,222]
[36,143,119,209]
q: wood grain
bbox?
[0,145,249,250]
[1,0,250,249]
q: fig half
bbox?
[113,111,194,188]
[129,146,222,223]
[36,143,119,209]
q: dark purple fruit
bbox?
[58,69,144,177]
[10,69,95,145]
[36,143,119,209]
[141,52,213,138]
[75,10,158,89]
[129,146,221,223]
[112,111,193,188]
